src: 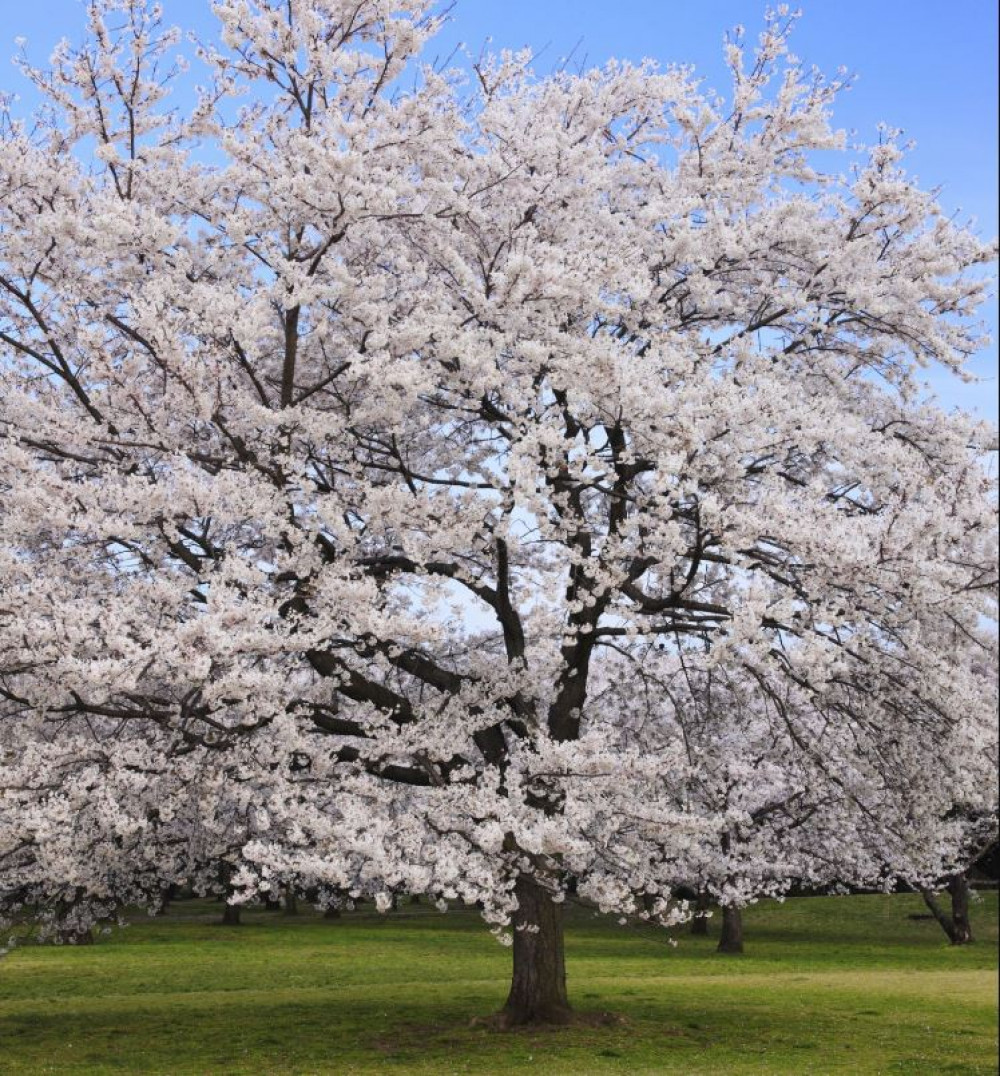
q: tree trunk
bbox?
[948,874,974,944]
[323,906,341,920]
[221,902,242,926]
[283,888,298,916]
[717,905,743,954]
[690,891,711,936]
[921,875,975,945]
[154,883,176,916]
[500,875,572,1026]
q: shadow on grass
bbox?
[1,967,996,1075]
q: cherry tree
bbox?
[1,0,997,1024]
[593,651,997,954]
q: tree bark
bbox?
[500,875,572,1026]
[283,888,299,916]
[221,902,242,926]
[154,883,176,916]
[921,875,975,945]
[947,874,974,944]
[690,891,711,936]
[323,906,341,920]
[716,905,743,954]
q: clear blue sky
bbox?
[5,1,997,420]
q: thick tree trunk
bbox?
[323,906,341,920]
[690,891,711,936]
[500,875,572,1026]
[921,875,974,945]
[947,874,974,944]
[221,902,242,926]
[716,905,743,954]
[283,888,299,916]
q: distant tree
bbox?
[629,663,999,954]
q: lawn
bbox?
[0,891,996,1074]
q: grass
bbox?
[0,890,996,1074]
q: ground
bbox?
[0,891,996,1074]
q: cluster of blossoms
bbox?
[0,0,995,1020]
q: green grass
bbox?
[0,891,996,1074]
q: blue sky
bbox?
[5,1,997,420]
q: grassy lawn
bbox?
[0,891,996,1074]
